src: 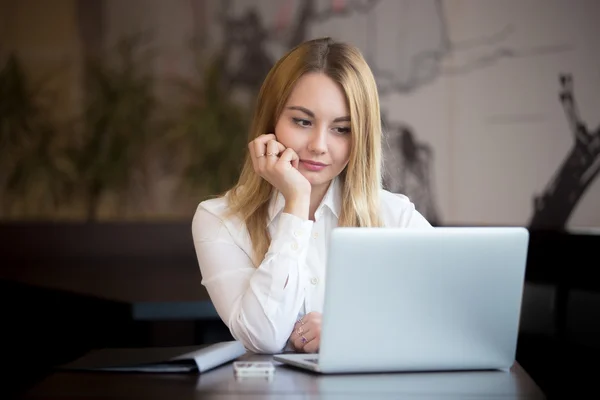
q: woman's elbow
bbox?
[246,339,287,354]
[230,322,289,354]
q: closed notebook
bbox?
[58,340,246,373]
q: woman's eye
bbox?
[292,118,311,127]
[334,127,351,134]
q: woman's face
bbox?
[274,72,352,191]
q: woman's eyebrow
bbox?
[287,106,350,122]
[333,116,350,122]
[287,105,314,118]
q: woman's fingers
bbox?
[252,134,276,158]
[293,329,311,350]
[248,134,310,199]
[265,140,285,167]
[293,322,319,351]
[278,147,300,170]
[266,140,286,156]
[302,337,320,353]
[292,312,322,352]
[251,134,276,172]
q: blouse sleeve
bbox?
[393,194,434,229]
[192,206,313,354]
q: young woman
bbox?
[192,37,432,354]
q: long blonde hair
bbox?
[227,37,383,266]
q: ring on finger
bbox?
[266,152,277,157]
[256,153,265,158]
[301,335,308,344]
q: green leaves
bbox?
[165,55,250,201]
[77,34,157,220]
[0,53,74,218]
[0,34,252,220]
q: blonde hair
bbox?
[227,37,383,266]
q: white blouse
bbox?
[191,178,433,354]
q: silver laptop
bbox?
[274,227,529,374]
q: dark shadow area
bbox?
[0,222,233,399]
[0,280,131,398]
[516,229,600,398]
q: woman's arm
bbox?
[192,207,313,354]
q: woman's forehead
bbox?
[284,73,350,118]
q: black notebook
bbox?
[57,340,246,373]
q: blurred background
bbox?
[1,0,599,398]
[1,0,598,227]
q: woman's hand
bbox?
[249,134,311,217]
[288,312,322,353]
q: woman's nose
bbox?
[308,127,327,154]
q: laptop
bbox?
[273,227,529,374]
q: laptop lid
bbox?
[317,227,529,373]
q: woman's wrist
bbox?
[283,195,310,220]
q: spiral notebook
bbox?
[58,340,246,373]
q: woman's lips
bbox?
[300,160,328,171]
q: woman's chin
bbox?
[302,174,333,188]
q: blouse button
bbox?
[310,277,319,285]
[291,242,299,251]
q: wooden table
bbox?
[23,353,546,399]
